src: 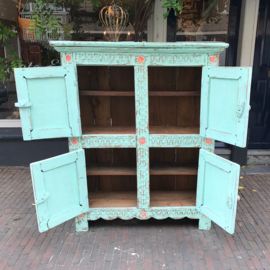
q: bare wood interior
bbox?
[78,66,200,207]
[88,191,196,208]
[82,126,199,135]
[149,67,201,132]
[87,163,197,176]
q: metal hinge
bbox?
[15,102,31,108]
[236,102,245,118]
[35,192,50,205]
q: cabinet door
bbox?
[200,67,252,147]
[14,67,81,140]
[31,150,88,233]
[197,149,240,234]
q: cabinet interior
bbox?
[150,148,198,207]
[77,66,136,135]
[86,148,137,208]
[79,65,201,208]
[149,67,201,134]
[78,66,202,135]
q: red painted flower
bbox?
[209,56,216,63]
[205,138,212,145]
[72,138,78,145]
[137,56,145,63]
[66,55,72,62]
[78,214,84,218]
[141,211,147,218]
[139,138,146,145]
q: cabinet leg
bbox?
[75,214,89,232]
[199,215,211,231]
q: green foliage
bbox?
[29,0,101,40]
[160,0,184,19]
[0,22,24,81]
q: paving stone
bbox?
[1,167,270,269]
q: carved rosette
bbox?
[208,54,219,67]
[62,52,74,66]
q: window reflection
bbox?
[177,0,230,42]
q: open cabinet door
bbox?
[200,67,252,147]
[31,150,88,233]
[197,149,240,234]
[14,67,81,140]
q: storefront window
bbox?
[176,0,230,65]
[0,0,144,124]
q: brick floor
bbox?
[1,167,270,269]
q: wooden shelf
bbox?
[80,91,134,96]
[82,126,199,135]
[88,191,196,208]
[86,164,197,176]
[151,164,197,175]
[79,91,200,97]
[82,126,136,134]
[150,91,200,96]
[89,191,137,208]
[87,164,136,176]
[150,191,196,207]
[150,126,199,134]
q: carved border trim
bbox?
[87,207,201,220]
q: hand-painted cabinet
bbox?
[15,42,252,234]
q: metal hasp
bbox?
[14,42,252,234]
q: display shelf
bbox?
[150,191,196,207]
[88,191,137,207]
[79,91,200,97]
[82,126,199,135]
[86,164,197,176]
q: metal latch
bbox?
[226,194,232,209]
[35,192,50,205]
[236,102,245,118]
[15,102,31,108]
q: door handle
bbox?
[35,192,50,205]
[226,194,232,209]
[15,102,31,108]
[236,102,245,118]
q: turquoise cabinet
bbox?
[15,42,251,234]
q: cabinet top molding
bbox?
[50,41,229,54]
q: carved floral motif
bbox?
[81,135,136,148]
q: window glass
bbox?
[176,0,230,65]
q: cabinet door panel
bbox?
[31,150,88,233]
[14,67,81,140]
[197,149,240,234]
[200,67,252,147]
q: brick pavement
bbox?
[1,167,270,269]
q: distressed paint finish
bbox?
[200,67,252,147]
[87,207,201,220]
[17,42,252,234]
[51,41,229,55]
[135,65,150,208]
[14,67,82,140]
[30,150,89,233]
[71,53,210,67]
[81,135,136,148]
[201,137,215,153]
[199,215,211,230]
[197,149,240,234]
[76,214,89,232]
[149,135,203,148]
